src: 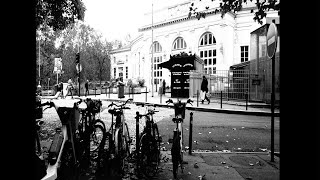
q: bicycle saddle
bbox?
[108,109,122,116]
[172,117,183,123]
[35,120,44,130]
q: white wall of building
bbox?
[110,0,278,90]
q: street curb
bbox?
[160,150,279,155]
[41,97,279,117]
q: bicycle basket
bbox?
[86,99,102,114]
[56,106,80,132]
[174,103,186,119]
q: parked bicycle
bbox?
[74,98,106,170]
[35,99,81,180]
[166,98,193,179]
[105,99,132,176]
[136,104,162,178]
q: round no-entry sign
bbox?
[267,22,278,59]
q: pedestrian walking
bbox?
[66,78,74,98]
[200,76,210,104]
[162,79,166,95]
[56,82,64,99]
[85,79,89,97]
[59,82,64,98]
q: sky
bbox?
[82,0,186,42]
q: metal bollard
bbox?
[109,87,110,98]
[136,111,140,158]
[197,90,199,107]
[220,91,223,109]
[160,92,162,104]
[132,87,134,101]
[246,92,248,110]
[189,112,193,155]
[145,87,147,102]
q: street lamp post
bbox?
[48,78,50,92]
[151,1,154,97]
[38,35,41,88]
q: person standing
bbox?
[59,82,64,98]
[85,80,89,97]
[66,78,73,98]
[200,76,210,104]
[162,80,166,95]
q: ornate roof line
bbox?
[110,34,144,54]
[138,6,257,32]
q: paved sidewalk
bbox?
[43,92,279,116]
[41,92,280,179]
[155,151,279,180]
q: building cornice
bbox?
[110,47,131,54]
[138,7,258,32]
[110,34,144,54]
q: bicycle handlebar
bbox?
[40,101,55,111]
[137,110,159,118]
[107,98,133,108]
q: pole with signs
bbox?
[266,20,278,162]
[151,2,154,97]
[54,58,62,84]
[76,52,81,97]
[48,78,50,92]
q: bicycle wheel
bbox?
[57,141,78,180]
[90,124,105,152]
[77,115,87,139]
[138,133,158,178]
[94,118,106,131]
[117,127,130,175]
[152,123,160,165]
[171,134,180,179]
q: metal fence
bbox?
[189,70,250,101]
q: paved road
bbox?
[157,109,280,153]
[184,109,280,128]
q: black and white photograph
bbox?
[34,0,281,179]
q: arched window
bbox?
[199,32,216,46]
[198,32,217,74]
[150,41,162,54]
[150,41,163,86]
[172,37,187,50]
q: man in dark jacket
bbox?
[200,76,210,104]
[85,80,89,96]
[162,80,166,95]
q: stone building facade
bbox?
[110,0,279,91]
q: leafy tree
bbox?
[56,22,112,87]
[36,0,86,31]
[189,0,280,24]
[36,26,61,86]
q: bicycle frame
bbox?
[39,101,80,180]
[166,99,193,179]
[107,99,132,156]
[136,105,162,178]
[114,112,128,155]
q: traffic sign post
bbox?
[76,62,82,97]
[76,52,82,97]
[53,58,63,84]
[267,22,278,59]
[267,20,278,162]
